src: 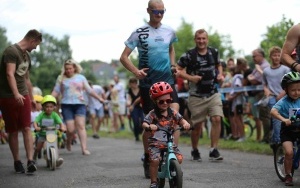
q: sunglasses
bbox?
[151,9,166,15]
[157,99,172,105]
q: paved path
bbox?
[0,134,299,188]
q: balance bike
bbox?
[40,119,59,170]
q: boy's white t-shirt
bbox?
[31,111,41,131]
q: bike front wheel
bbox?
[168,159,183,188]
[49,147,57,171]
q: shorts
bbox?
[89,107,104,118]
[148,141,182,161]
[140,85,179,114]
[118,101,126,115]
[188,93,224,125]
[36,135,46,143]
[248,92,264,119]
[61,104,86,121]
[280,122,300,142]
[0,95,31,133]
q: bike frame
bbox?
[292,140,300,170]
[158,133,177,179]
[44,126,58,160]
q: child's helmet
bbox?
[281,71,300,89]
[149,82,173,100]
[33,95,43,103]
[41,95,57,105]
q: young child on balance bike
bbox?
[142,82,190,188]
[270,71,300,186]
[33,95,66,167]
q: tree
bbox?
[0,26,11,57]
[260,15,294,57]
[174,20,235,61]
[207,27,235,60]
[30,31,73,94]
[174,18,195,60]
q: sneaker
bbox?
[14,160,25,174]
[191,149,202,162]
[143,153,150,179]
[149,182,158,188]
[92,134,100,139]
[26,160,37,174]
[285,174,293,186]
[236,137,245,142]
[56,158,64,167]
[209,148,223,161]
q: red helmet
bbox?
[149,82,173,100]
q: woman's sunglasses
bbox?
[157,99,172,105]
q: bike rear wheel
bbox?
[244,122,253,138]
[168,159,183,188]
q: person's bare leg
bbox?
[75,116,88,153]
[255,118,262,141]
[210,116,221,148]
[22,127,34,160]
[96,117,103,132]
[283,141,293,175]
[170,103,180,145]
[90,114,96,135]
[191,122,203,149]
[143,130,150,154]
[65,120,75,151]
[149,160,159,184]
[8,132,20,161]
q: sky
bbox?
[1,0,299,63]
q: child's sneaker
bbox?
[285,174,293,186]
[26,160,37,174]
[56,158,64,167]
[14,160,25,174]
[209,148,223,161]
[149,182,158,188]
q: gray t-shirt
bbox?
[262,65,290,96]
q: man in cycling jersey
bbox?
[119,0,179,179]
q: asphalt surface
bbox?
[0,133,299,188]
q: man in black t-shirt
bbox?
[176,29,224,161]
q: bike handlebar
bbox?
[282,116,300,127]
[145,125,194,132]
[34,127,66,133]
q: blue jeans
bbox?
[268,96,281,143]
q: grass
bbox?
[86,121,273,156]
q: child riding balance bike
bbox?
[33,95,66,169]
[270,71,300,186]
[142,82,190,188]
